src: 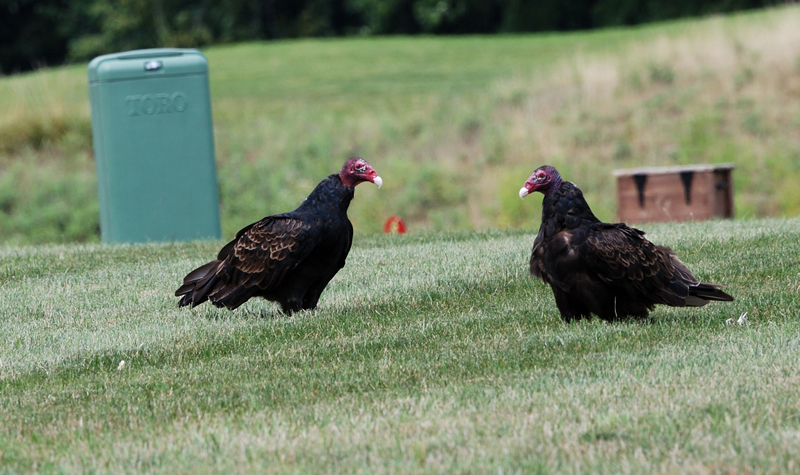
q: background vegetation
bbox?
[1,0,777,73]
[1,6,799,244]
[1,217,798,472]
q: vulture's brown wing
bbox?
[214,216,317,294]
[580,223,690,306]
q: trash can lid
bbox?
[88,48,208,83]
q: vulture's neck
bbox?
[540,182,601,235]
[298,174,355,214]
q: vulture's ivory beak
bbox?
[519,187,529,199]
[373,176,383,189]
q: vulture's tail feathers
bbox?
[685,282,734,307]
[211,285,258,311]
[175,260,221,308]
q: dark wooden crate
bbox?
[613,164,734,223]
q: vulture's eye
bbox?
[356,164,366,172]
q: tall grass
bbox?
[1,7,800,243]
[0,217,798,472]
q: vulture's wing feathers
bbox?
[176,216,319,310]
[217,216,316,293]
[579,223,689,306]
[215,221,256,260]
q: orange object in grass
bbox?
[383,215,406,234]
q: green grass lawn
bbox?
[1,217,799,473]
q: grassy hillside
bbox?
[0,217,798,472]
[1,6,800,244]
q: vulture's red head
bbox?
[519,165,562,198]
[339,157,382,189]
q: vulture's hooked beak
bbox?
[373,176,383,189]
[519,187,529,199]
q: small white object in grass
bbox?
[117,360,126,371]
[737,312,748,325]
[726,312,749,326]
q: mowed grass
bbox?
[1,217,799,473]
[2,6,800,242]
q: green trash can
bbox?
[88,48,221,243]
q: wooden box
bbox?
[613,164,734,223]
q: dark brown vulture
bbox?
[175,157,382,314]
[519,165,733,322]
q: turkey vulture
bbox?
[519,165,733,322]
[175,157,382,314]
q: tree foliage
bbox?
[0,0,777,73]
